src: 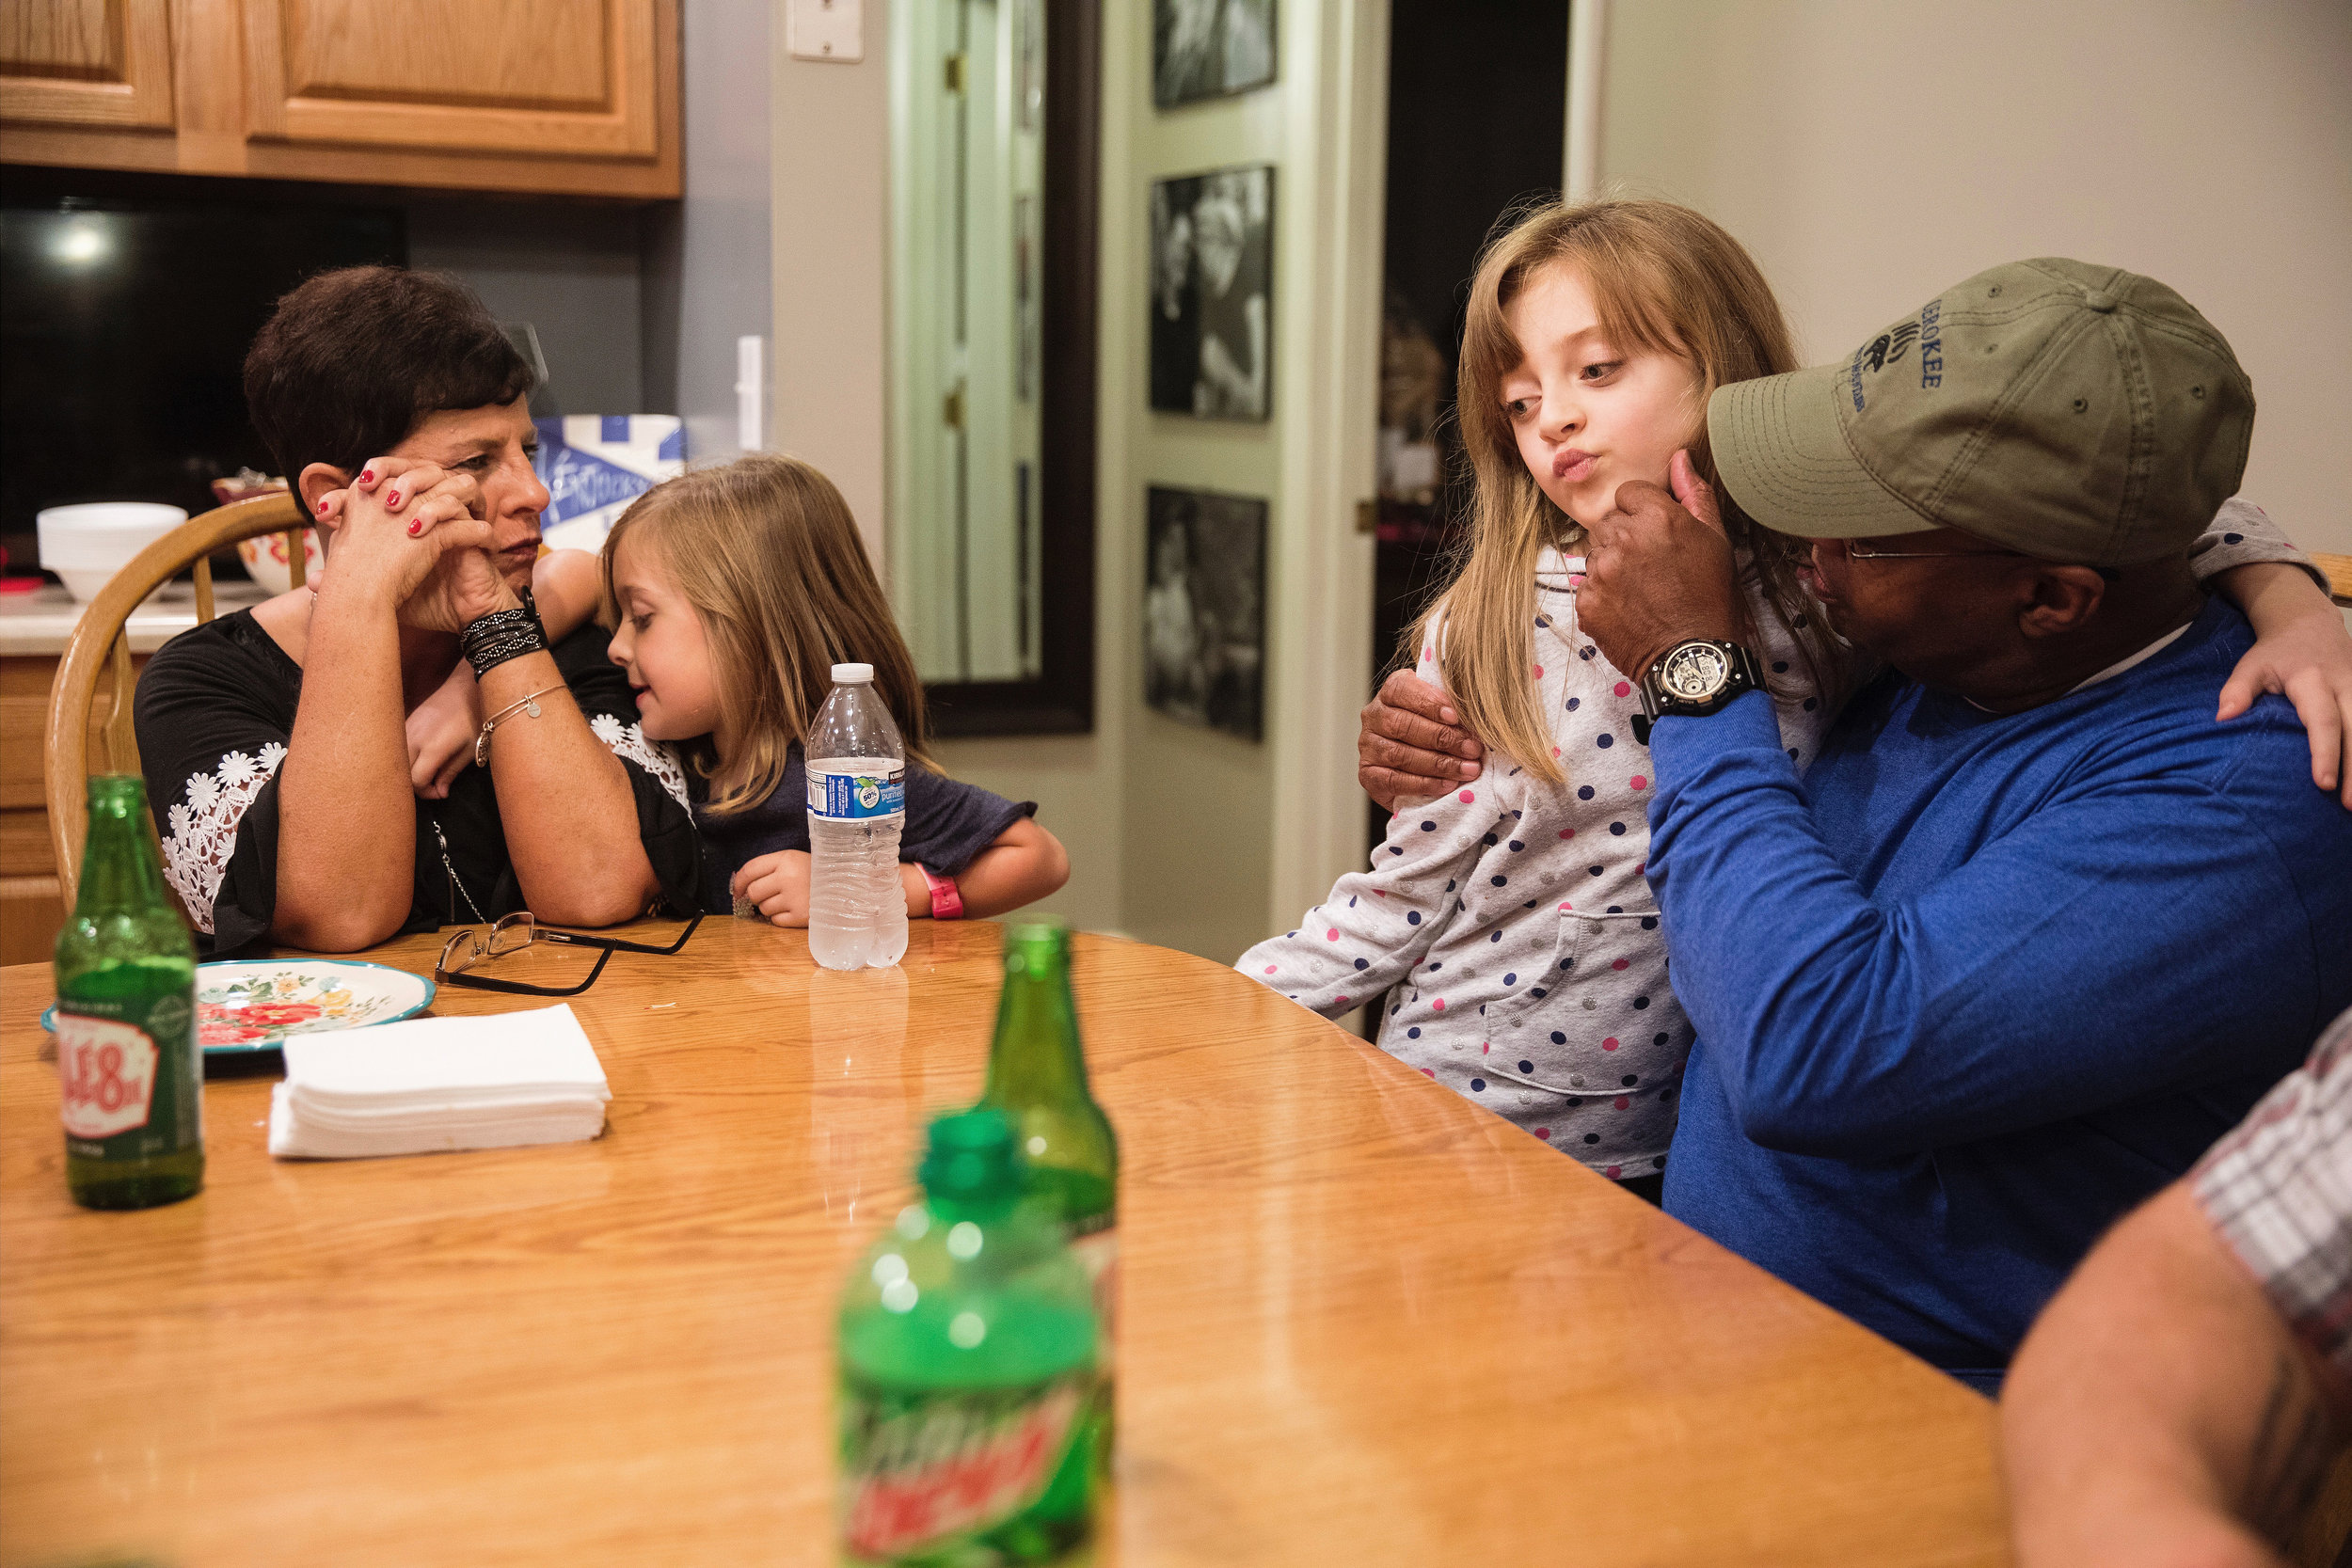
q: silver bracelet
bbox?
[474,685,565,768]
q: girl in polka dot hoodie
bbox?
[1238,198,2323,1188]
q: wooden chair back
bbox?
[44,493,309,906]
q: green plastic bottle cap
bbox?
[919,1107,1025,1202]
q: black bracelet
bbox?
[460,598,548,676]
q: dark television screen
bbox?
[0,192,405,567]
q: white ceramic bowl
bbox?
[38,502,189,603]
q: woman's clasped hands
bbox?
[311,455,516,631]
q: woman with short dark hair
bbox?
[135,266,698,954]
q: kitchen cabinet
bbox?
[0,0,176,129]
[0,651,144,968]
[0,0,679,198]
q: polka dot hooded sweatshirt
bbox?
[1236,499,2306,1177]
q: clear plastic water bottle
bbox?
[807,662,910,971]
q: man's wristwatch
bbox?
[1630,639,1763,745]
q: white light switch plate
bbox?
[787,0,864,63]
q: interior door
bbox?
[239,0,659,159]
[0,0,174,129]
[890,0,1046,688]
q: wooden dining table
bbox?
[0,917,2008,1566]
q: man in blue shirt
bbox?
[1562,258,2352,1390]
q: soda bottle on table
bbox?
[837,1107,1100,1565]
[54,775,202,1211]
[979,922,1120,1366]
[806,661,910,971]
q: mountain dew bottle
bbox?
[979,922,1119,1342]
[837,1108,1100,1565]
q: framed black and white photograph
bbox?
[1145,485,1265,741]
[1153,0,1277,108]
[1150,165,1273,421]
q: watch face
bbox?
[1660,642,1731,702]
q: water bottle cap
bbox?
[831,662,875,683]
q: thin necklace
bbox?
[431,815,489,926]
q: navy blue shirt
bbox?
[691,743,1034,915]
[1646,596,2352,1391]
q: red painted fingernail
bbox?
[358,469,374,484]
[315,499,328,516]
[386,492,402,508]
[406,519,424,536]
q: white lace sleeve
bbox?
[587,713,691,810]
[159,742,288,936]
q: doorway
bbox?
[1369,2,1570,852]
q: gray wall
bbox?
[408,198,650,418]
[1602,0,2352,562]
[644,0,773,459]
[409,0,776,441]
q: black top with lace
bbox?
[132,609,702,957]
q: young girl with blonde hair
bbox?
[1241,198,2333,1194]
[599,454,1069,924]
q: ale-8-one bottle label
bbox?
[839,1375,1089,1563]
[56,993,198,1160]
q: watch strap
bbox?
[1633,640,1763,743]
[920,863,964,920]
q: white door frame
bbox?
[1264,0,1390,935]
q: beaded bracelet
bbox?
[460,599,548,676]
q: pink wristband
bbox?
[920,864,964,920]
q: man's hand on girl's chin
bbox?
[1578,453,1748,677]
[1358,669,1485,812]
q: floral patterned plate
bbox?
[42,961,435,1055]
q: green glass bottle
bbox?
[837,1107,1099,1565]
[978,922,1119,1338]
[55,776,202,1211]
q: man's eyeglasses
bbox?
[1842,538,2031,563]
[435,911,704,996]
[1842,538,2118,580]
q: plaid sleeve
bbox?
[2191,1006,2352,1373]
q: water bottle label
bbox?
[808,766,907,821]
[839,1374,1089,1561]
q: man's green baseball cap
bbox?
[1707,258,2254,564]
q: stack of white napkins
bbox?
[268,1003,611,1160]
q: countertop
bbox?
[0,580,269,657]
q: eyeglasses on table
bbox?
[434,911,705,996]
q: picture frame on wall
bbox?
[1153,0,1277,108]
[1150,165,1274,421]
[1144,485,1266,741]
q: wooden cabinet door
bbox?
[0,0,174,129]
[241,0,658,159]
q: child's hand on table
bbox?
[733,850,812,927]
